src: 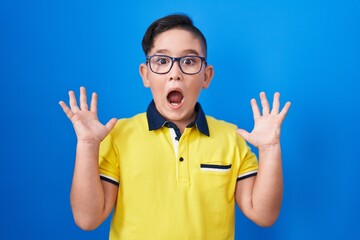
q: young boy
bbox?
[59,14,291,240]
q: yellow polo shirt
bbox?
[99,101,258,240]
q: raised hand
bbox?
[59,87,118,144]
[237,92,291,149]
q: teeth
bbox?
[171,102,180,106]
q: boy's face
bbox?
[140,28,214,125]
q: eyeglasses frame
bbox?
[146,55,207,75]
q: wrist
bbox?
[75,141,100,164]
[257,142,281,152]
[77,137,102,145]
[76,140,101,149]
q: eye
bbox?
[153,56,170,65]
[181,57,198,66]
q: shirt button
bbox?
[179,157,184,162]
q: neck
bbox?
[172,112,196,134]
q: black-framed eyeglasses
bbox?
[146,55,207,75]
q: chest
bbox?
[116,127,239,190]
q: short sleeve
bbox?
[236,135,258,181]
[99,131,120,186]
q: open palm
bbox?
[59,87,117,144]
[237,92,291,149]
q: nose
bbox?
[169,61,182,81]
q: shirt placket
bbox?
[177,127,191,186]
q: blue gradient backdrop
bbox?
[1,0,359,239]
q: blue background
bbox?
[1,0,359,239]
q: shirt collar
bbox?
[146,100,210,136]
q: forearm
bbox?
[70,141,105,230]
[251,143,283,225]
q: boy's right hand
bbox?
[59,86,118,144]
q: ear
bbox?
[202,65,214,89]
[139,63,150,88]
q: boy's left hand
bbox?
[237,92,291,149]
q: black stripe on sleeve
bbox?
[237,172,258,182]
[100,175,120,186]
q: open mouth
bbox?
[167,90,184,106]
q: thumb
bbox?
[105,118,118,132]
[237,128,251,141]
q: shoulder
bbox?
[100,112,147,150]
[206,115,238,134]
[111,112,147,135]
[205,115,248,146]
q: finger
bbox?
[279,101,291,119]
[68,90,79,111]
[260,92,270,115]
[237,128,251,142]
[80,86,89,110]
[59,101,74,119]
[250,98,261,119]
[271,92,280,115]
[105,118,118,132]
[90,92,98,113]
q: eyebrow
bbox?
[153,49,201,56]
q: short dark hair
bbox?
[141,14,207,57]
